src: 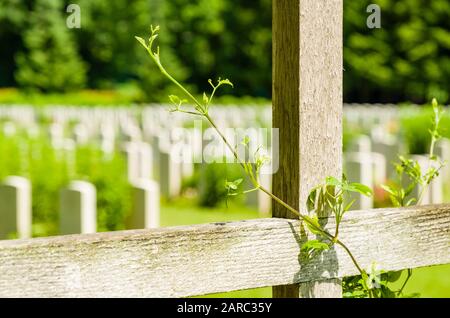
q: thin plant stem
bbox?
[139,27,370,296]
[397,269,412,295]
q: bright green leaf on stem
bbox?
[301,240,330,252]
[135,36,147,49]
[203,92,209,104]
[218,78,234,87]
[348,183,373,197]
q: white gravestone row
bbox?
[121,141,154,184]
[0,177,160,240]
[345,134,448,209]
[371,134,406,179]
[1,104,448,214]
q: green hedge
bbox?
[0,128,131,236]
[1,0,449,103]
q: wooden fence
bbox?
[0,205,448,297]
[0,0,449,298]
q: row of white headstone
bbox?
[0,176,159,240]
[0,104,448,218]
[345,134,450,209]
[0,103,404,140]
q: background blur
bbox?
[0,0,449,104]
[0,0,449,298]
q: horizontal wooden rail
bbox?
[0,204,449,297]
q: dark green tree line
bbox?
[0,0,448,103]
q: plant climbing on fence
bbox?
[136,25,446,298]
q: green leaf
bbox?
[151,25,160,32]
[301,239,330,252]
[386,270,403,283]
[149,34,158,45]
[225,178,243,191]
[348,183,373,197]
[169,95,181,105]
[241,136,250,146]
[344,199,356,212]
[390,195,401,207]
[325,176,341,187]
[304,215,323,235]
[380,286,396,298]
[405,198,417,206]
[218,78,234,87]
[135,36,147,49]
[233,178,243,186]
[404,182,416,196]
[306,188,318,213]
[203,92,209,104]
[380,184,396,196]
[432,98,438,112]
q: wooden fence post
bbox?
[272,0,343,297]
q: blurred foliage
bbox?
[15,0,87,92]
[74,146,132,231]
[400,105,450,154]
[345,0,450,103]
[0,0,449,103]
[0,126,131,236]
[198,162,244,207]
[0,88,140,105]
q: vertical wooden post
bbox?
[272,0,343,297]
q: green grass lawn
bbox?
[161,198,450,298]
[160,198,261,226]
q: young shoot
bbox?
[136,25,429,299]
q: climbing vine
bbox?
[136,26,446,298]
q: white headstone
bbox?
[372,136,404,179]
[370,152,387,185]
[121,142,154,183]
[159,149,182,198]
[430,173,444,204]
[258,171,272,216]
[49,122,65,148]
[60,181,97,234]
[128,179,160,229]
[0,176,32,239]
[139,142,153,180]
[345,152,374,210]
[73,123,89,145]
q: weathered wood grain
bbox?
[0,204,449,298]
[272,0,343,297]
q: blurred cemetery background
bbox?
[0,0,449,297]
